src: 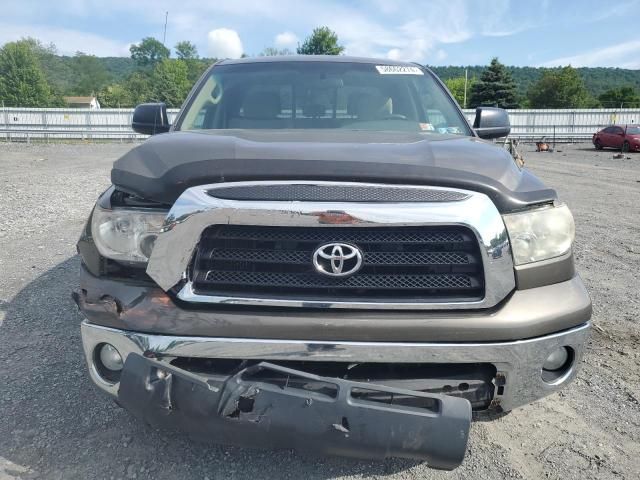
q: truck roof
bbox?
[217,55,421,67]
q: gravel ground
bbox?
[0,141,639,480]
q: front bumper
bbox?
[117,353,472,469]
[76,269,591,465]
[81,320,590,412]
[75,267,592,342]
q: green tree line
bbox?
[0,37,212,108]
[1,29,640,109]
[440,60,640,108]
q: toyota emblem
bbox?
[313,243,363,277]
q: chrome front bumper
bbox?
[81,320,590,412]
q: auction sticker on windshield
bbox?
[375,65,423,75]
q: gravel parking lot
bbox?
[1,141,639,480]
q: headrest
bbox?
[242,91,281,119]
[347,93,363,116]
[352,93,393,120]
[302,103,327,118]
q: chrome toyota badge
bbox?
[313,243,363,277]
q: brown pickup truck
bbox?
[73,56,591,470]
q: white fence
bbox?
[1,107,639,142]
[475,108,640,141]
[0,108,180,142]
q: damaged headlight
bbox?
[503,204,575,266]
[91,205,166,263]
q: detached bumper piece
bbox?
[118,354,472,470]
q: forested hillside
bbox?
[430,66,640,99]
[1,35,639,109]
[37,55,640,108]
[36,55,640,101]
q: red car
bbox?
[593,124,640,152]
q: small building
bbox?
[63,96,101,109]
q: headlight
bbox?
[91,205,166,263]
[502,204,575,265]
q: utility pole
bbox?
[163,11,168,46]
[463,68,468,109]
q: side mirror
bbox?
[473,107,511,139]
[132,103,170,135]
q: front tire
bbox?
[622,141,630,153]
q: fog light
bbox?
[543,347,569,371]
[99,343,123,372]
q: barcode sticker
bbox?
[375,65,424,75]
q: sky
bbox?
[1,0,639,68]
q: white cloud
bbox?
[0,23,131,56]
[317,1,477,63]
[386,48,401,60]
[542,40,640,69]
[0,0,558,63]
[207,28,244,58]
[274,31,298,48]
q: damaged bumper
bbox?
[118,353,471,469]
[81,320,590,413]
[75,267,591,466]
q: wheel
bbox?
[595,139,603,150]
[622,141,630,153]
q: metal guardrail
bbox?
[467,108,640,142]
[0,108,180,142]
[1,107,639,143]
[0,129,143,142]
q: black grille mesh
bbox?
[210,249,471,266]
[205,271,474,290]
[191,225,484,302]
[208,184,470,203]
[210,225,466,244]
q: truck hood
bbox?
[111,129,556,213]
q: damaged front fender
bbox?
[118,354,472,470]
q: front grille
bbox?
[208,184,470,203]
[191,225,484,302]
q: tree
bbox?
[174,41,208,84]
[174,41,198,60]
[149,59,191,108]
[123,72,152,106]
[130,37,170,67]
[71,52,110,95]
[260,47,293,56]
[297,27,344,55]
[469,58,519,108]
[20,38,74,97]
[527,66,593,108]
[97,83,134,108]
[0,40,54,107]
[444,76,476,107]
[598,86,640,108]
[184,59,210,85]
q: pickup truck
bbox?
[73,56,591,470]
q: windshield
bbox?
[178,61,471,135]
[627,126,640,135]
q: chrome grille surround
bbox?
[146,181,516,310]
